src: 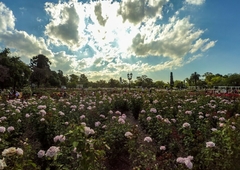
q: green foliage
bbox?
[130,95,143,120]
[112,95,130,113]
[22,86,32,97]
[1,89,240,169]
[0,48,31,89]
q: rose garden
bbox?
[0,88,240,170]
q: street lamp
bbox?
[127,73,133,90]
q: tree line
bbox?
[0,48,240,90]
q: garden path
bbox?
[106,112,158,170]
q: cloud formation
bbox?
[44,1,86,51]
[130,16,216,59]
[185,0,205,5]
[0,2,53,63]
[0,2,15,32]
[118,0,169,25]
[0,0,216,81]
[94,2,108,26]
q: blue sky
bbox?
[0,0,239,83]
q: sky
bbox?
[0,0,240,83]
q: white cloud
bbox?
[201,40,217,52]
[0,0,216,81]
[117,0,169,25]
[185,54,202,64]
[0,2,15,32]
[0,30,53,61]
[44,1,87,51]
[185,0,205,5]
[0,2,53,64]
[94,2,108,26]
[130,17,206,59]
[51,51,77,74]
[36,17,42,22]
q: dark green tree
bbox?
[79,74,89,88]
[58,70,68,86]
[108,78,120,88]
[190,72,200,89]
[174,80,183,89]
[0,48,31,90]
[30,54,51,87]
[153,80,166,88]
[68,74,79,88]
[96,80,107,88]
[48,71,61,87]
[135,75,153,88]
[170,72,174,89]
[226,73,240,86]
[0,65,9,87]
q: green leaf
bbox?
[73,141,79,148]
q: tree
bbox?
[0,49,11,89]
[0,65,9,85]
[203,72,214,87]
[153,80,166,88]
[69,74,79,83]
[48,71,61,87]
[0,48,31,90]
[30,54,51,87]
[174,80,183,89]
[226,73,240,86]
[96,80,107,88]
[190,72,200,88]
[30,54,51,69]
[79,74,89,88]
[67,74,79,88]
[170,72,174,89]
[108,78,120,88]
[211,76,225,86]
[135,75,153,88]
[58,70,68,86]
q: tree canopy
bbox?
[1,48,240,90]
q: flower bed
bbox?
[0,90,240,169]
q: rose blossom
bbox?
[45,146,60,157]
[16,148,23,155]
[37,150,45,158]
[206,141,215,148]
[183,122,191,128]
[0,127,6,133]
[7,126,15,133]
[125,132,133,139]
[160,146,166,150]
[144,137,152,142]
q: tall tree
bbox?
[226,73,240,86]
[170,72,174,89]
[68,74,79,88]
[48,71,61,87]
[96,80,107,88]
[30,54,51,87]
[108,78,120,88]
[153,80,166,88]
[0,65,9,86]
[58,70,68,86]
[174,80,183,89]
[135,75,153,88]
[190,72,200,88]
[79,74,89,88]
[203,72,214,87]
[0,48,31,90]
[30,54,51,69]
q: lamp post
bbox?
[127,73,132,90]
